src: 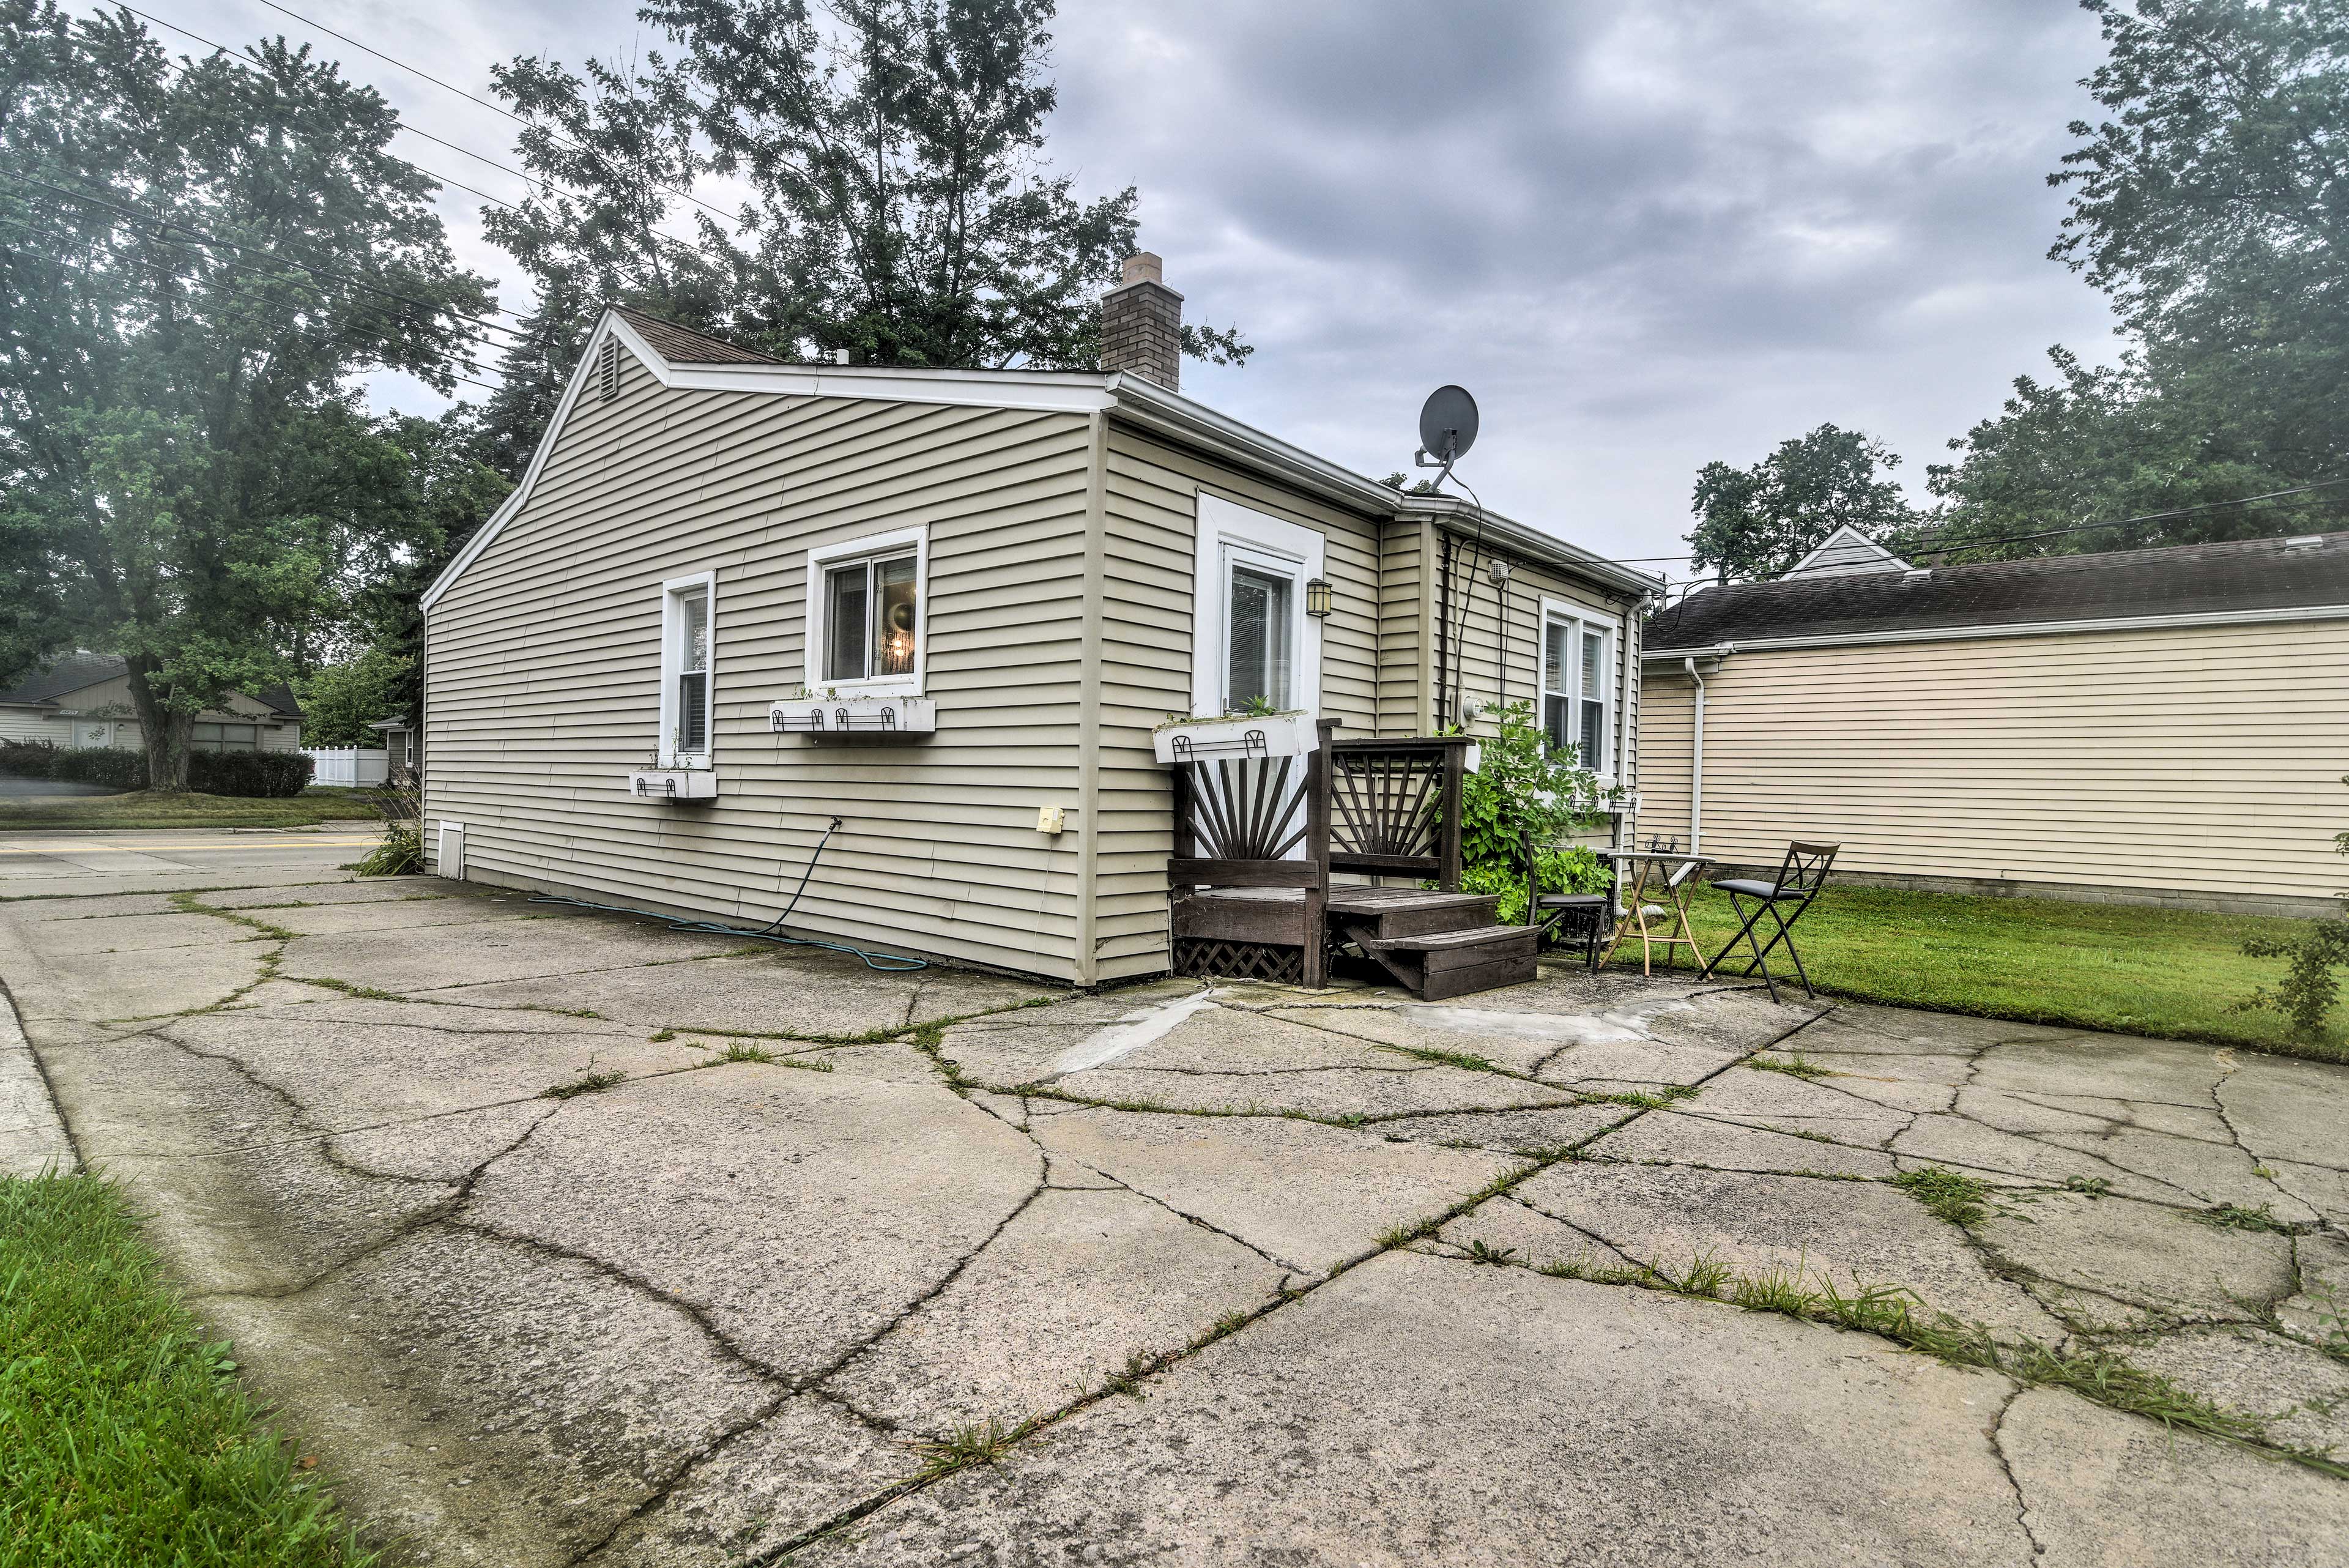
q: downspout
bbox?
[1679,641,1734,852]
[1683,656,1705,853]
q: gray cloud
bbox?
[184,0,2125,573]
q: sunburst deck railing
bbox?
[1167,722,1472,984]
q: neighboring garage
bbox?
[1639,527,2349,916]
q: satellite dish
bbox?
[1414,385,1479,486]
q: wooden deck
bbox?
[1167,727,1537,998]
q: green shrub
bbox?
[188,749,314,798]
[2235,773,2349,1042]
[0,741,312,797]
[1446,700,1612,925]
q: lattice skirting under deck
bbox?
[1171,937,1308,984]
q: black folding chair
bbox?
[1701,842,1839,1003]
[1521,830,1612,972]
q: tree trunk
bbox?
[124,658,190,793]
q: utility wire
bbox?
[2,215,507,393]
[0,204,514,366]
[124,7,719,258]
[1902,478,2349,557]
[1620,478,2349,572]
[239,0,739,226]
[2,172,530,338]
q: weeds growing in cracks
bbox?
[1746,1052,1831,1080]
[909,1416,1033,1480]
[1890,1166,1998,1227]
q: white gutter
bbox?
[1107,374,1664,598]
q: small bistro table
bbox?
[1596,849,1715,975]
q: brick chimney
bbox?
[1100,251,1182,392]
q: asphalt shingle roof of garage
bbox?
[1644,530,2349,652]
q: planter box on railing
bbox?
[625,769,718,801]
[768,696,937,737]
[1152,711,1318,765]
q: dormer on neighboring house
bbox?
[1779,525,1912,581]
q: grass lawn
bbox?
[0,1173,372,1566]
[0,787,382,831]
[1601,882,2345,1063]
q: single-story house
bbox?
[418,257,1660,985]
[1639,526,2349,916]
[0,653,303,753]
[367,715,420,778]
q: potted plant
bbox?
[1151,696,1319,764]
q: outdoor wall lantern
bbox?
[1305,577,1334,618]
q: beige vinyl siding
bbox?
[1639,619,2349,901]
[425,345,1098,980]
[0,677,290,749]
[0,710,69,743]
[1376,517,1433,738]
[1087,423,1390,980]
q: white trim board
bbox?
[1189,492,1324,718]
[1644,601,2349,660]
[420,311,1113,612]
[801,525,930,696]
[422,307,1663,615]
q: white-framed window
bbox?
[1190,492,1324,716]
[1540,599,1613,777]
[659,570,717,765]
[190,722,260,751]
[804,527,928,695]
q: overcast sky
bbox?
[169,0,2126,581]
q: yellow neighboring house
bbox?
[1639,527,2349,916]
[0,653,303,754]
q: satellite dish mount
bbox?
[1414,384,1480,491]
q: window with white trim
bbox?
[804,527,927,694]
[659,572,716,764]
[1190,493,1324,716]
[1541,603,1612,775]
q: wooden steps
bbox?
[1331,886,1538,1000]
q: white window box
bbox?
[1151,710,1318,765]
[768,695,937,736]
[626,769,719,800]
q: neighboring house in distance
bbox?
[0,653,303,754]
[1641,526,2349,916]
[419,259,1657,986]
[368,715,419,778]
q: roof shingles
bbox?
[1646,531,2349,651]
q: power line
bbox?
[1,214,507,393]
[239,0,738,227]
[4,173,530,339]
[123,7,718,259]
[1620,478,2349,573]
[0,203,514,363]
[1902,478,2349,557]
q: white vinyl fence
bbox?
[302,746,390,787]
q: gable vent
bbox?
[597,338,622,403]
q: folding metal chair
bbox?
[1701,842,1839,1003]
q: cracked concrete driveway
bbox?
[5,833,2348,1566]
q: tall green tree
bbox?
[0,4,496,789]
[1928,0,2349,557]
[478,0,1250,471]
[1685,424,1917,583]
